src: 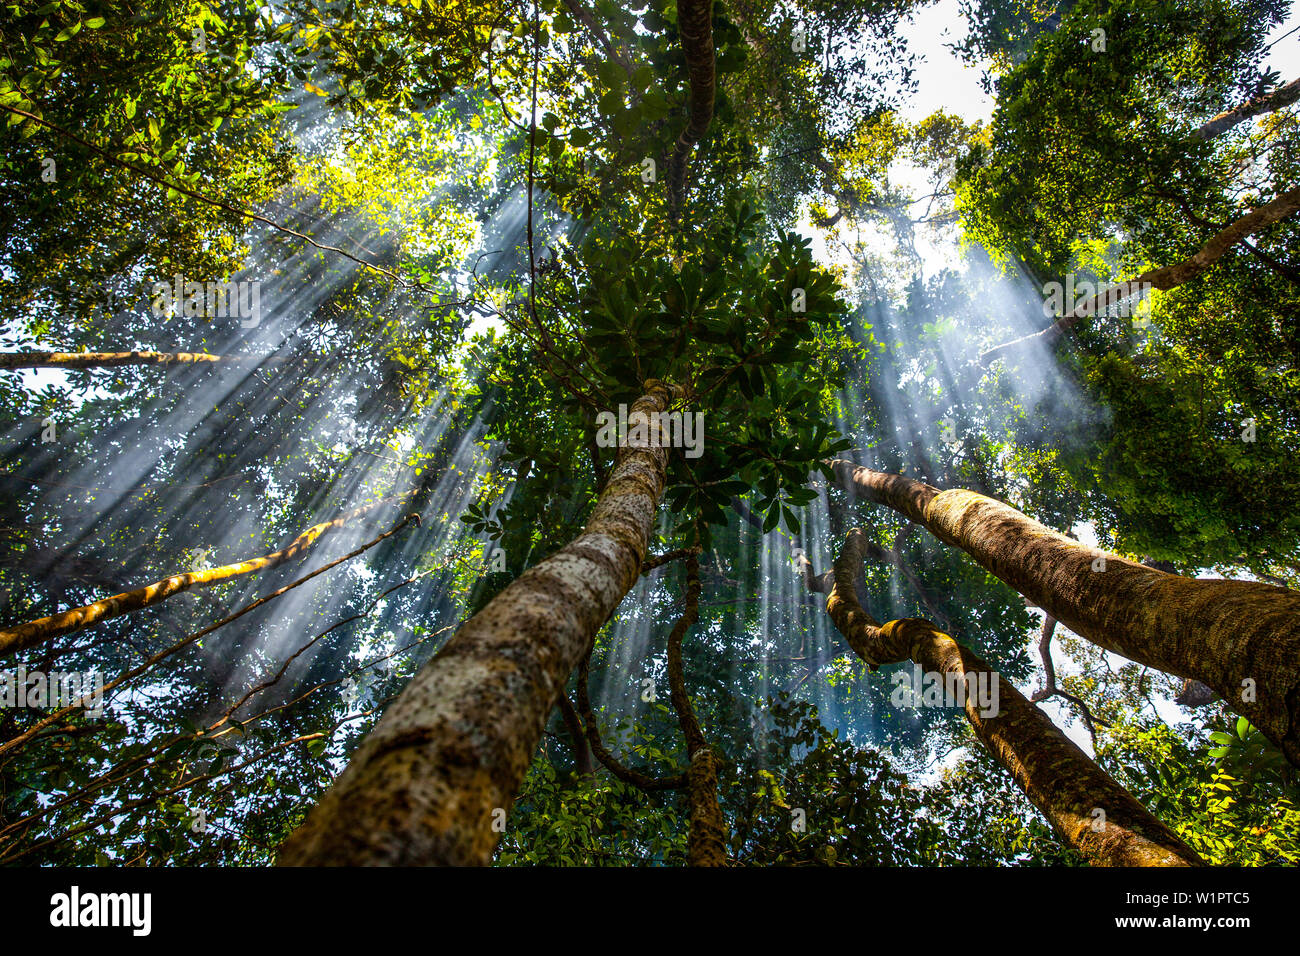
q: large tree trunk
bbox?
[980,185,1300,365]
[0,496,406,659]
[277,381,684,866]
[830,460,1300,766]
[822,528,1202,866]
[0,351,286,370]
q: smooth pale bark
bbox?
[667,0,715,210]
[1191,77,1300,141]
[830,460,1300,765]
[824,529,1202,866]
[0,351,286,370]
[277,381,684,866]
[980,185,1300,365]
[0,497,405,659]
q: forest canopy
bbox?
[0,0,1298,870]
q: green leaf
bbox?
[783,505,800,535]
[598,89,623,116]
[595,60,625,91]
[763,501,780,533]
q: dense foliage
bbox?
[1,0,1296,866]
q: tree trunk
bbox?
[824,528,1203,866]
[666,550,727,866]
[555,693,594,778]
[667,0,716,210]
[277,381,684,866]
[0,496,407,659]
[685,747,727,865]
[0,351,286,369]
[830,460,1300,766]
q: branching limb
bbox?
[980,185,1300,365]
[575,651,686,791]
[822,528,1202,866]
[1191,76,1300,141]
[0,351,290,370]
[0,494,414,658]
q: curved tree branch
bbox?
[0,494,413,659]
[1191,76,1300,141]
[0,351,288,370]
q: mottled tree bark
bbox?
[830,460,1300,766]
[0,496,406,659]
[980,185,1300,365]
[667,0,715,211]
[0,351,286,369]
[277,382,684,866]
[685,747,726,865]
[824,528,1202,866]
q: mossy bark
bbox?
[277,382,683,866]
[831,460,1300,766]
